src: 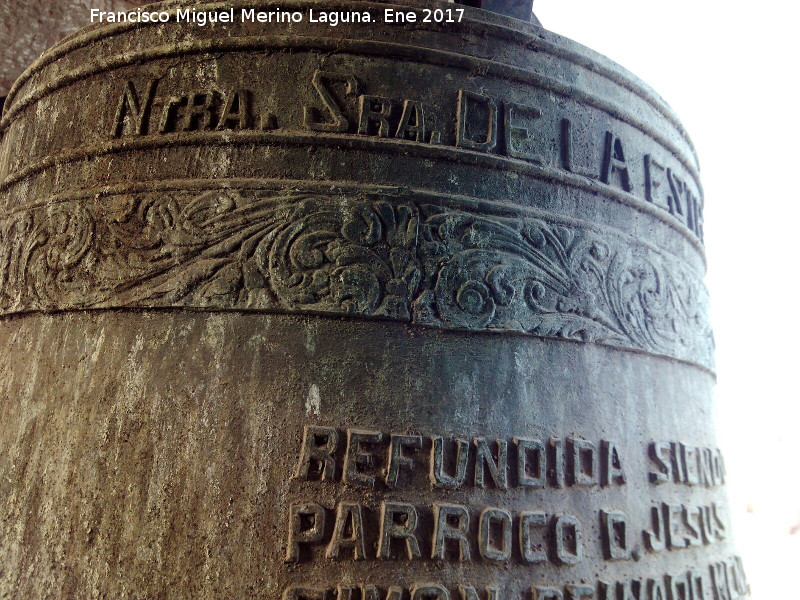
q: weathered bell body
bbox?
[0,1,747,598]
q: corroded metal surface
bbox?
[0,1,745,599]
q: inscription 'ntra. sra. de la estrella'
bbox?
[110,73,704,242]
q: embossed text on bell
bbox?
[0,1,749,599]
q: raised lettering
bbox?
[456,90,497,152]
[432,503,471,561]
[294,425,339,481]
[326,502,367,560]
[113,79,158,137]
[377,502,422,559]
[304,70,358,132]
[285,503,326,562]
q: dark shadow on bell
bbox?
[453,0,541,25]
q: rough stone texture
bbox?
[0,0,148,97]
[0,1,745,598]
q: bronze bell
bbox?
[0,1,746,598]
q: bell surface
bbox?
[0,1,747,598]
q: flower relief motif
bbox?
[92,190,420,317]
[268,198,420,319]
[0,204,94,310]
[416,204,629,344]
[413,203,712,365]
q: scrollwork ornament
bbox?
[0,187,713,368]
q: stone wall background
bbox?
[0,0,148,98]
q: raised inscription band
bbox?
[0,1,705,261]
